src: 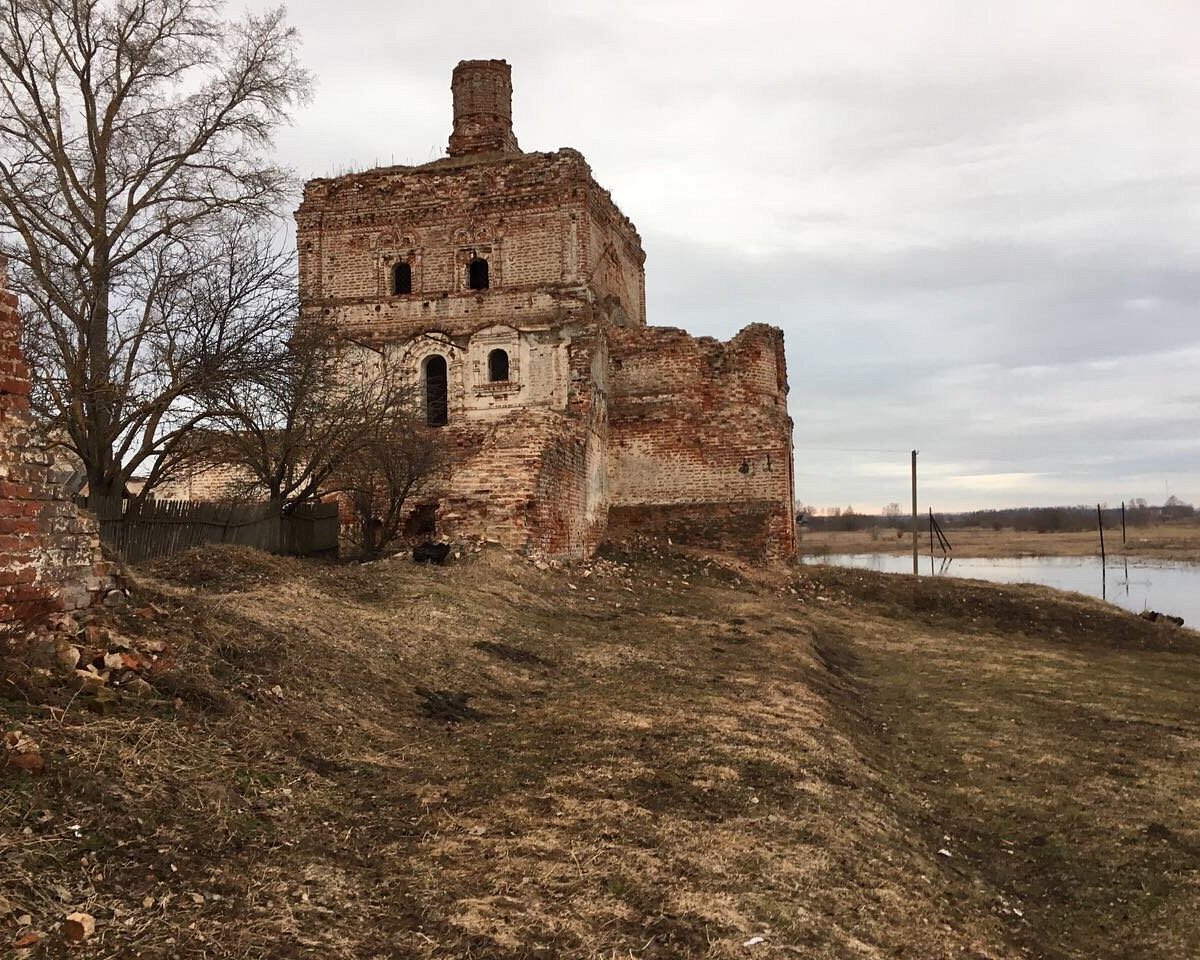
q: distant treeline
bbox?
[802,498,1196,533]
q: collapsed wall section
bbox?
[0,259,113,623]
[433,410,590,556]
[605,323,796,559]
[434,329,608,558]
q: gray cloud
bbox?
[261,0,1200,511]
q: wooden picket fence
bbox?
[82,496,339,565]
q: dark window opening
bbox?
[404,503,438,539]
[487,348,510,383]
[392,262,412,295]
[467,257,489,290]
[424,355,448,427]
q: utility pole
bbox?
[911,450,918,575]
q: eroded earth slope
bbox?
[3,546,1198,958]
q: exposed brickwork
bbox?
[293,61,795,560]
[0,258,114,624]
[448,60,520,158]
[432,410,606,559]
[153,460,258,502]
[296,150,645,339]
[605,323,796,559]
[606,502,783,558]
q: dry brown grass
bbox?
[3,544,1199,958]
[801,519,1200,562]
[802,565,1200,959]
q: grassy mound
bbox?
[142,543,303,592]
[2,545,1198,957]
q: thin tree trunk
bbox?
[86,244,120,498]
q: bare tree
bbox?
[204,321,436,519]
[336,419,442,559]
[0,0,310,500]
[19,216,297,497]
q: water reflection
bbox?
[804,553,1199,626]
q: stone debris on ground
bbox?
[54,639,80,670]
[5,602,174,715]
[63,912,96,942]
[1140,609,1185,627]
[3,729,44,776]
[101,587,130,608]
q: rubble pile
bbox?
[4,600,174,726]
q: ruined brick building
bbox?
[297,60,795,559]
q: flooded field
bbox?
[804,553,1200,626]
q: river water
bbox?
[801,553,1200,626]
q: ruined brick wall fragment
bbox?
[0,258,113,623]
[606,323,796,559]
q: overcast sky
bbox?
[261,0,1200,513]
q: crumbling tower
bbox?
[448,59,520,157]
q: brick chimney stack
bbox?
[448,59,521,157]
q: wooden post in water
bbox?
[930,512,952,554]
[1097,503,1107,600]
[1121,501,1127,545]
[929,508,934,575]
[911,450,919,575]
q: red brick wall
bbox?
[432,408,602,559]
[605,502,779,558]
[523,418,592,558]
[605,323,796,559]
[448,59,520,157]
[0,258,113,623]
[523,327,609,557]
[583,186,646,329]
[295,148,646,341]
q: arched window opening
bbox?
[487,348,510,383]
[392,262,412,295]
[424,355,448,427]
[467,257,489,290]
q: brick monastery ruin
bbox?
[299,60,796,559]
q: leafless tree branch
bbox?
[0,0,310,499]
[202,321,440,544]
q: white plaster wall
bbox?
[392,328,571,425]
